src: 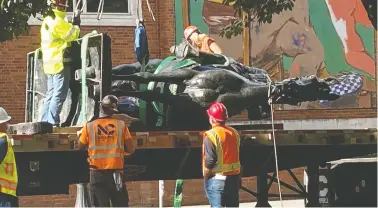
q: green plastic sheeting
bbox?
[148,56,198,127]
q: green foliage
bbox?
[220,0,295,39]
[0,0,51,42]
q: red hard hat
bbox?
[184,25,199,40]
[207,102,228,121]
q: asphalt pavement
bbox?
[170,199,306,207]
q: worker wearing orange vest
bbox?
[78,95,135,207]
[184,25,222,54]
[203,102,241,207]
[0,107,19,207]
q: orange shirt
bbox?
[79,117,135,170]
[198,35,216,53]
[202,124,241,176]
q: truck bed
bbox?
[9,121,377,196]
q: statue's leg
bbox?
[215,93,253,117]
[112,63,140,75]
[112,69,199,84]
[214,87,272,119]
[112,90,190,106]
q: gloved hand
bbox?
[76,129,83,137]
[67,17,73,23]
[72,13,81,26]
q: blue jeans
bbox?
[0,193,18,207]
[204,174,240,207]
[41,67,71,125]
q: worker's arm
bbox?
[78,126,89,150]
[208,38,222,54]
[53,20,80,42]
[0,137,8,163]
[203,136,217,179]
[123,125,135,155]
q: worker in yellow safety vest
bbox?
[77,95,135,207]
[202,102,241,207]
[0,107,19,207]
[40,0,81,127]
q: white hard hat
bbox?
[0,107,11,124]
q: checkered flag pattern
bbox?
[320,72,363,104]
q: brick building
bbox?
[0,0,376,206]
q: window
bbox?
[28,0,141,26]
[67,0,128,14]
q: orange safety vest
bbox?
[86,118,126,170]
[198,35,216,53]
[202,125,241,176]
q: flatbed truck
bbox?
[10,32,377,207]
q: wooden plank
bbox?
[146,135,176,149]
[182,0,189,28]
[53,126,83,134]
[242,11,250,66]
[11,128,377,151]
[130,135,147,150]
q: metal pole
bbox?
[159,180,164,208]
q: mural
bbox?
[174,0,377,109]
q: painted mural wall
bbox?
[175,0,377,109]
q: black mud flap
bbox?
[15,151,89,196]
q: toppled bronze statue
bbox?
[116,67,339,115]
[112,41,340,130]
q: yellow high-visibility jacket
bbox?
[0,133,18,197]
[41,9,80,75]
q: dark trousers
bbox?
[89,170,129,207]
[204,174,240,207]
[0,193,18,207]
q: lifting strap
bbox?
[137,0,155,21]
[74,0,86,16]
[173,147,191,208]
[97,0,104,20]
[266,75,284,208]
